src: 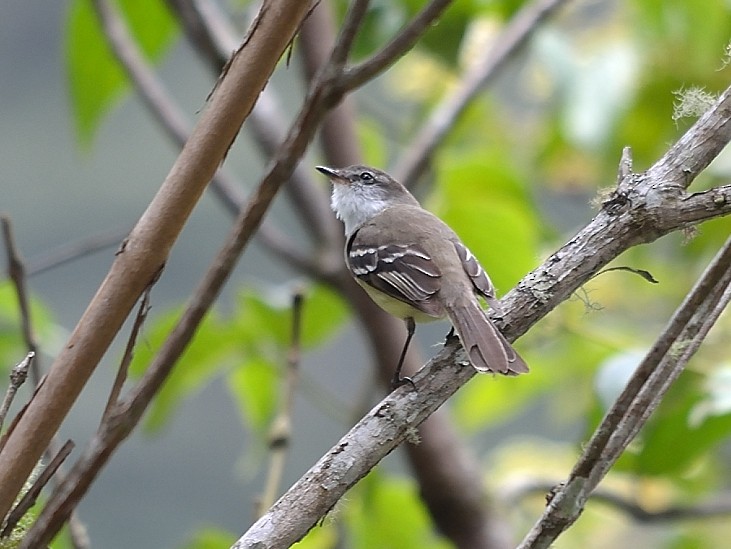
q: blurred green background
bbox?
[2,1,731,548]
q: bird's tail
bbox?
[445,299,529,375]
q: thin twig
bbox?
[328,0,370,68]
[24,226,129,277]
[0,440,74,538]
[102,286,153,422]
[1,217,41,385]
[340,0,454,90]
[393,0,569,187]
[0,353,34,434]
[505,479,731,522]
[256,289,305,517]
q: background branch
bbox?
[394,0,570,187]
[505,480,731,522]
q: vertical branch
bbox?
[1,217,41,384]
[256,290,305,517]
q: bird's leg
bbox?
[392,317,417,390]
[444,325,457,344]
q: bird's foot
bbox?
[390,373,416,391]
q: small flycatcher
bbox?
[317,165,528,386]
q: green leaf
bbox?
[226,357,278,433]
[0,281,60,374]
[233,285,349,349]
[429,151,540,291]
[180,527,234,549]
[346,472,451,549]
[129,307,236,432]
[615,368,731,477]
[65,0,178,144]
[300,285,349,347]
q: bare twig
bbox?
[341,0,454,90]
[0,440,74,538]
[101,286,152,422]
[0,353,34,434]
[24,227,129,277]
[1,217,41,385]
[394,0,570,187]
[505,479,731,522]
[518,236,731,549]
[256,290,305,517]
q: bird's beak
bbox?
[316,165,347,184]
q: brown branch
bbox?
[0,0,316,527]
[235,84,731,548]
[340,0,454,91]
[393,0,570,187]
[101,286,152,422]
[168,0,340,249]
[93,0,325,271]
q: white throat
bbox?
[331,184,390,235]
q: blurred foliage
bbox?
[9,0,728,547]
[128,284,349,434]
[65,0,178,144]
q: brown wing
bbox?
[347,232,442,316]
[452,240,502,312]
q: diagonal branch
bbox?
[168,0,340,249]
[0,0,316,527]
[93,0,321,273]
[236,83,731,548]
[340,0,454,91]
[518,236,731,548]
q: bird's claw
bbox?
[391,375,416,391]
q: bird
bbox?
[316,164,528,387]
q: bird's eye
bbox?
[360,171,374,183]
